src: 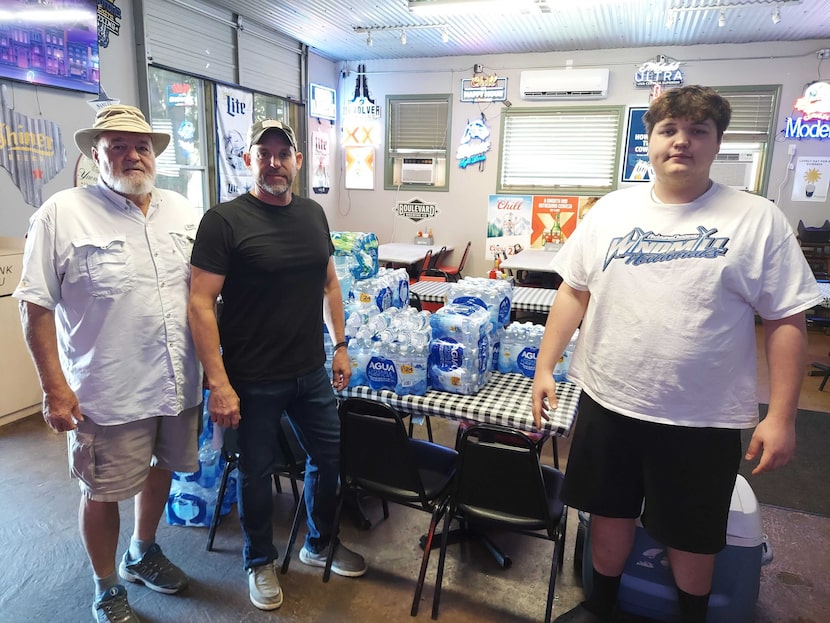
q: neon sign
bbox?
[784,81,830,139]
[634,55,684,88]
[456,114,490,169]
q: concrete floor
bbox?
[1,326,828,623]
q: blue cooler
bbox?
[581,475,772,623]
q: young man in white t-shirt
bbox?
[531,85,821,623]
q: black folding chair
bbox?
[206,414,307,552]
[432,423,567,623]
[323,398,457,617]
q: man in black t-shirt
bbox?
[188,120,365,612]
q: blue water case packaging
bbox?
[581,475,772,623]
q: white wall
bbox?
[0,0,139,238]
[312,40,830,280]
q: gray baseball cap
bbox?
[247,119,298,151]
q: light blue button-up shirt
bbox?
[14,182,203,425]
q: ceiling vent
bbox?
[520,68,610,100]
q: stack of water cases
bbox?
[345,306,433,395]
[166,392,237,527]
[429,303,492,395]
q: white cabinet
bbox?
[0,239,41,426]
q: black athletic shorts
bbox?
[563,391,743,554]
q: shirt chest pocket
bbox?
[73,235,136,297]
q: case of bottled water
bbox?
[330,231,379,279]
[497,322,545,377]
[446,278,513,328]
[553,328,580,382]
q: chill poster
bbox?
[486,195,532,260]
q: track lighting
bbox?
[400,30,407,45]
[718,9,726,27]
[441,27,449,43]
[772,7,781,24]
[366,32,373,46]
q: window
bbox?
[712,85,780,196]
[498,106,624,195]
[147,67,210,211]
[386,94,451,191]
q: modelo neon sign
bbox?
[784,81,830,139]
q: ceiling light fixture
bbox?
[718,9,726,27]
[353,23,449,45]
[666,0,798,29]
[772,7,781,24]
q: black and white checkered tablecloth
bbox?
[336,372,579,438]
[408,281,556,315]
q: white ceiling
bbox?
[211,0,830,63]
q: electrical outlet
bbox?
[818,49,830,60]
[788,144,797,155]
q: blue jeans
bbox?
[234,366,340,570]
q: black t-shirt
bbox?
[191,193,334,383]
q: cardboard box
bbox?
[0,237,25,297]
[581,475,771,623]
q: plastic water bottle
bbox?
[553,328,580,382]
[349,328,374,387]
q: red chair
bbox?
[409,249,433,284]
[435,241,471,282]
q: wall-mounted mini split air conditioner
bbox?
[519,68,610,100]
[401,158,435,184]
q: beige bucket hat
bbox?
[74,105,171,159]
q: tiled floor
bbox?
[0,326,827,623]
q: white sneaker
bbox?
[247,561,283,610]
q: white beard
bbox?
[102,170,155,196]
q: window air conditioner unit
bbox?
[401,158,435,184]
[710,151,759,191]
[520,68,610,100]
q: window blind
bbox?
[388,98,450,154]
[500,108,623,192]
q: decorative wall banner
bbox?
[622,107,653,182]
[311,130,331,194]
[215,84,253,202]
[791,157,830,202]
[531,196,579,247]
[344,145,374,190]
[1,91,66,207]
[396,197,439,222]
[456,114,491,169]
[460,74,508,102]
[97,0,122,48]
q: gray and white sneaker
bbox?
[247,561,283,611]
[299,542,367,577]
[93,585,141,623]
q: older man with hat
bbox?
[14,104,203,623]
[188,119,366,612]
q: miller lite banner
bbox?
[215,84,254,202]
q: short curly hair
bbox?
[643,85,732,140]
